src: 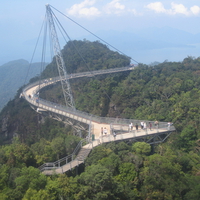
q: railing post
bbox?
[88,120,92,140]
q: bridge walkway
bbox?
[23,78,173,139]
[22,67,176,175]
[40,125,174,175]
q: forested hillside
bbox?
[0,40,200,199]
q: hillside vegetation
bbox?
[0,40,200,199]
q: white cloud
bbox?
[146,2,200,16]
[170,2,189,15]
[67,0,100,18]
[146,2,166,13]
[66,1,200,18]
[190,5,200,15]
[104,0,125,15]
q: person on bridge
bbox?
[135,123,139,132]
[141,121,144,129]
[113,131,116,140]
[103,127,107,135]
[168,122,173,130]
[101,127,103,136]
[129,123,133,131]
[154,120,159,128]
[149,122,152,130]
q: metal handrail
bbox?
[23,65,134,94]
[100,125,176,144]
[38,137,91,172]
[22,68,172,127]
[39,123,175,172]
[23,88,170,128]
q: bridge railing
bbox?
[23,65,134,94]
[38,137,91,172]
[25,93,172,130]
[23,69,175,134]
[23,83,172,129]
[68,65,134,78]
[22,70,173,128]
[100,124,176,143]
[38,122,175,173]
[110,121,174,132]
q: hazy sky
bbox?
[1,0,200,65]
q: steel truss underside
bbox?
[36,108,90,137]
[120,131,173,145]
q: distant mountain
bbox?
[1,27,199,66]
[135,26,196,44]
[0,59,46,111]
[79,27,200,64]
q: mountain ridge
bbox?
[0,59,47,110]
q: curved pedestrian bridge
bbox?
[22,67,176,175]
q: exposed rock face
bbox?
[1,114,8,132]
[1,112,17,142]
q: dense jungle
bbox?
[0,40,200,200]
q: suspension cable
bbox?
[37,13,49,96]
[23,16,46,86]
[51,8,112,102]
[26,5,133,115]
[49,5,139,64]
[52,10,94,73]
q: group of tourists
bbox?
[141,121,153,130]
[129,122,139,132]
[100,120,162,139]
[129,120,160,132]
[99,120,174,142]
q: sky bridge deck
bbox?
[23,77,174,139]
[41,126,175,175]
[22,67,175,138]
[22,67,176,174]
